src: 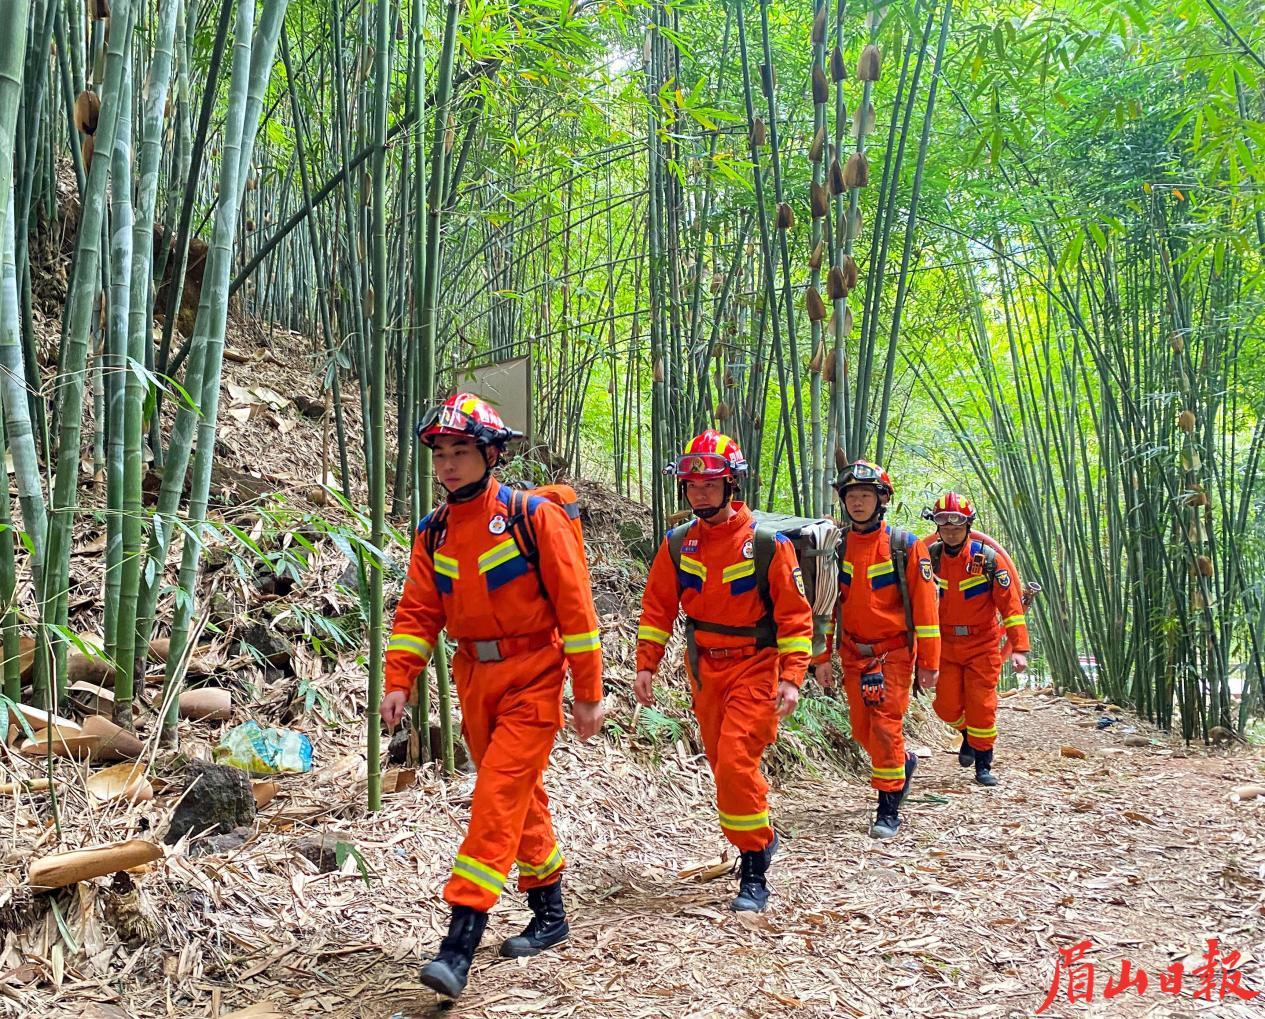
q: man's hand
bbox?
[917,666,939,690]
[634,669,655,707]
[380,690,407,729]
[813,662,834,690]
[776,681,799,719]
[572,699,605,742]
[1011,652,1029,675]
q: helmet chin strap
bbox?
[683,480,736,521]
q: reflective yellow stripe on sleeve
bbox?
[387,634,433,661]
[562,630,601,653]
[1002,614,1026,628]
[637,624,670,644]
[777,636,812,654]
[915,625,940,638]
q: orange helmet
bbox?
[926,491,976,526]
[668,430,749,479]
[834,459,893,500]
[418,393,522,448]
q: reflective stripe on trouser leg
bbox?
[843,652,913,792]
[515,780,566,891]
[932,659,967,729]
[964,651,1001,751]
[694,651,779,852]
[444,649,565,911]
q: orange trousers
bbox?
[841,648,913,792]
[933,645,1000,751]
[689,648,779,852]
[443,643,568,912]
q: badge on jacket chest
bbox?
[489,514,507,535]
[683,539,699,554]
[742,539,754,560]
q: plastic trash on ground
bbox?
[214,720,313,775]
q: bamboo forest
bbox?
[0,0,1262,1015]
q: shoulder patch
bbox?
[920,557,933,582]
[792,566,805,596]
[997,568,1011,588]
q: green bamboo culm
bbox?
[425,0,462,778]
[0,5,38,696]
[103,50,135,680]
[113,0,182,726]
[410,0,433,758]
[366,0,394,812]
[160,0,292,742]
[38,0,137,709]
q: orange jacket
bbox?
[819,523,941,671]
[386,481,603,702]
[931,537,1030,653]
[635,503,814,686]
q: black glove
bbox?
[860,664,885,706]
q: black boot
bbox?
[419,905,488,999]
[869,790,902,839]
[974,747,998,787]
[731,832,778,912]
[958,733,974,767]
[899,751,918,804]
[500,879,570,958]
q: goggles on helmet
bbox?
[669,452,733,478]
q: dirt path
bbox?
[38,687,1256,1019]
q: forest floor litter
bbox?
[0,328,1260,1019]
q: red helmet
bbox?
[926,491,976,526]
[668,430,749,479]
[835,459,893,500]
[418,393,522,448]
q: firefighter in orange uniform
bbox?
[923,492,1029,786]
[635,430,813,912]
[379,393,605,999]
[813,460,940,838]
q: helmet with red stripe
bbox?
[925,491,976,527]
[418,393,522,449]
[668,430,749,480]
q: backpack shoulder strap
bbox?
[751,525,780,648]
[888,527,916,651]
[927,538,943,577]
[506,487,539,566]
[667,520,692,569]
[423,504,450,557]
